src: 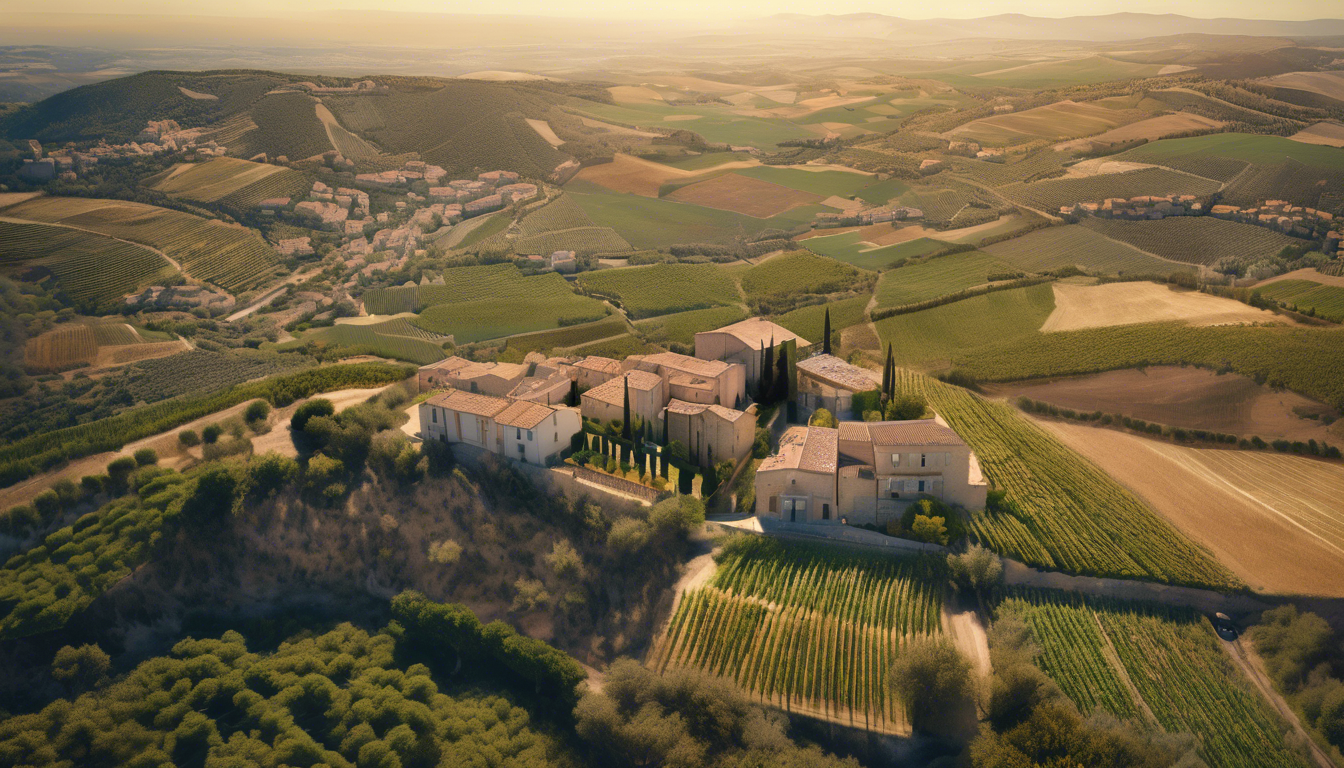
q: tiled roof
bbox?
[797,354,877,393]
[668,372,715,390]
[495,400,556,429]
[641,351,731,378]
[422,355,472,372]
[425,389,510,417]
[700,317,809,349]
[863,419,966,447]
[457,361,526,381]
[574,356,621,374]
[664,399,749,422]
[582,370,662,406]
[759,426,837,473]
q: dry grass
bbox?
[1289,122,1344,148]
[1041,282,1288,332]
[1040,420,1344,597]
[1260,71,1344,102]
[666,172,822,217]
[949,100,1136,144]
[1055,112,1223,152]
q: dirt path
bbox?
[0,214,186,275]
[1002,559,1272,617]
[944,608,991,680]
[1225,638,1337,768]
[644,548,718,667]
[1092,611,1160,726]
[226,267,321,321]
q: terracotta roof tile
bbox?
[425,389,510,417]
[582,370,662,406]
[759,425,836,473]
[641,351,731,378]
[797,354,877,393]
[574,356,621,374]
[864,419,966,447]
[699,317,808,349]
[495,400,556,429]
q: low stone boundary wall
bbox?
[572,465,662,503]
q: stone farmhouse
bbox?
[754,416,987,525]
[796,354,877,416]
[694,318,809,389]
[580,370,665,428]
[420,389,580,467]
[664,401,756,468]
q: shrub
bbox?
[428,539,463,565]
[809,408,838,428]
[291,398,335,432]
[178,429,200,447]
[201,424,223,444]
[751,428,771,459]
[244,399,271,424]
[911,514,948,545]
[106,456,137,489]
[885,394,926,421]
[246,452,298,498]
[133,448,158,466]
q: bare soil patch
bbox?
[524,118,564,147]
[1255,267,1344,289]
[177,86,217,100]
[1038,420,1344,597]
[577,117,662,138]
[985,366,1340,443]
[865,223,935,246]
[608,85,665,104]
[1041,282,1288,333]
[1290,122,1344,148]
[666,172,822,218]
[1261,71,1344,103]
[572,153,756,197]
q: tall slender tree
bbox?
[621,375,632,440]
[881,343,894,401]
[568,379,579,407]
[761,336,775,403]
[822,307,832,356]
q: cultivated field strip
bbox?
[1255,279,1344,322]
[651,541,944,734]
[1004,167,1221,213]
[1080,217,1299,267]
[981,224,1189,276]
[893,370,1239,589]
[147,157,308,209]
[2,197,279,294]
[1006,590,1310,768]
[0,220,175,307]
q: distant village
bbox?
[17,120,227,182]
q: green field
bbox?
[944,152,1069,188]
[569,189,822,250]
[513,194,633,255]
[412,275,608,343]
[364,263,573,314]
[577,263,741,318]
[741,250,868,305]
[145,157,309,208]
[954,321,1344,410]
[874,282,1056,367]
[1255,279,1344,322]
[945,56,1164,89]
[1119,132,1344,172]
[634,305,748,347]
[1004,168,1222,213]
[874,251,1011,308]
[1003,590,1307,768]
[1079,217,1299,266]
[0,220,175,309]
[894,369,1237,588]
[983,224,1191,275]
[565,332,656,358]
[801,231,946,270]
[652,537,945,732]
[774,295,870,344]
[1,196,280,295]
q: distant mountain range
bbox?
[746,12,1344,42]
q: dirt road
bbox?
[1224,638,1336,768]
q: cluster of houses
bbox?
[18,121,227,183]
[815,205,925,228]
[1060,194,1342,249]
[413,315,986,526]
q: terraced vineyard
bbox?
[1002,590,1309,768]
[1004,168,1221,213]
[873,251,1010,309]
[1080,217,1299,266]
[874,282,1056,367]
[145,157,309,208]
[0,220,175,308]
[982,224,1190,276]
[577,263,741,318]
[24,325,98,370]
[515,227,632,256]
[364,263,546,313]
[300,322,448,365]
[236,91,333,162]
[634,305,748,347]
[1,197,280,294]
[652,538,945,733]
[502,314,629,357]
[1255,279,1344,321]
[944,152,1068,187]
[893,369,1239,589]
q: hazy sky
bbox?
[5,0,1342,20]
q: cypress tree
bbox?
[762,336,775,403]
[621,375,632,440]
[823,307,832,356]
[678,464,693,494]
[568,379,579,407]
[881,343,893,401]
[660,448,670,479]
[703,446,719,497]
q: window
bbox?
[527,430,533,441]
[920,454,927,467]
[891,453,900,466]
[918,480,925,493]
[516,428,522,439]
[822,503,830,520]
[431,410,438,423]
[769,496,778,513]
[517,443,525,455]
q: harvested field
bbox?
[525,118,564,147]
[1039,420,1344,597]
[1055,112,1223,152]
[577,117,661,138]
[1059,159,1158,178]
[1257,267,1344,290]
[986,366,1340,443]
[571,153,744,197]
[665,172,822,217]
[1259,71,1344,103]
[1289,122,1344,148]
[1042,282,1287,332]
[949,100,1136,145]
[982,225,1190,276]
